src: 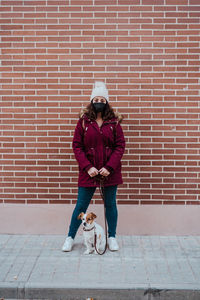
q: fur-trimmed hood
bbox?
[79,108,124,123]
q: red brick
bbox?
[166,0,188,4]
[142,0,164,4]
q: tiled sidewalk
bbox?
[0,234,200,300]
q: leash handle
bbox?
[94,177,108,255]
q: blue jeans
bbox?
[68,185,118,239]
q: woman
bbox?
[62,81,125,252]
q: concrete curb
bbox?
[1,282,200,300]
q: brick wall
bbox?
[1,0,200,205]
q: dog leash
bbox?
[94,175,108,255]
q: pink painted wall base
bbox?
[0,204,199,236]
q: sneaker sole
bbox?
[108,247,119,251]
[62,247,72,252]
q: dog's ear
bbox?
[77,212,84,220]
[91,212,97,219]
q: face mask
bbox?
[92,102,106,113]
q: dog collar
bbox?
[83,226,95,232]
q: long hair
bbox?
[80,101,124,123]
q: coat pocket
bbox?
[105,146,112,163]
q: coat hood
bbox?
[79,108,124,123]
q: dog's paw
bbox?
[84,249,94,255]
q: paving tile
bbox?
[0,234,200,300]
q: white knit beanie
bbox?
[90,81,109,101]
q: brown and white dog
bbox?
[78,212,106,255]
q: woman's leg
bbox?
[103,185,118,238]
[67,186,96,239]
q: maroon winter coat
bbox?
[72,114,125,187]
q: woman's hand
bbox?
[87,167,99,177]
[99,167,110,177]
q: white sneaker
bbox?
[62,236,74,252]
[108,237,119,251]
